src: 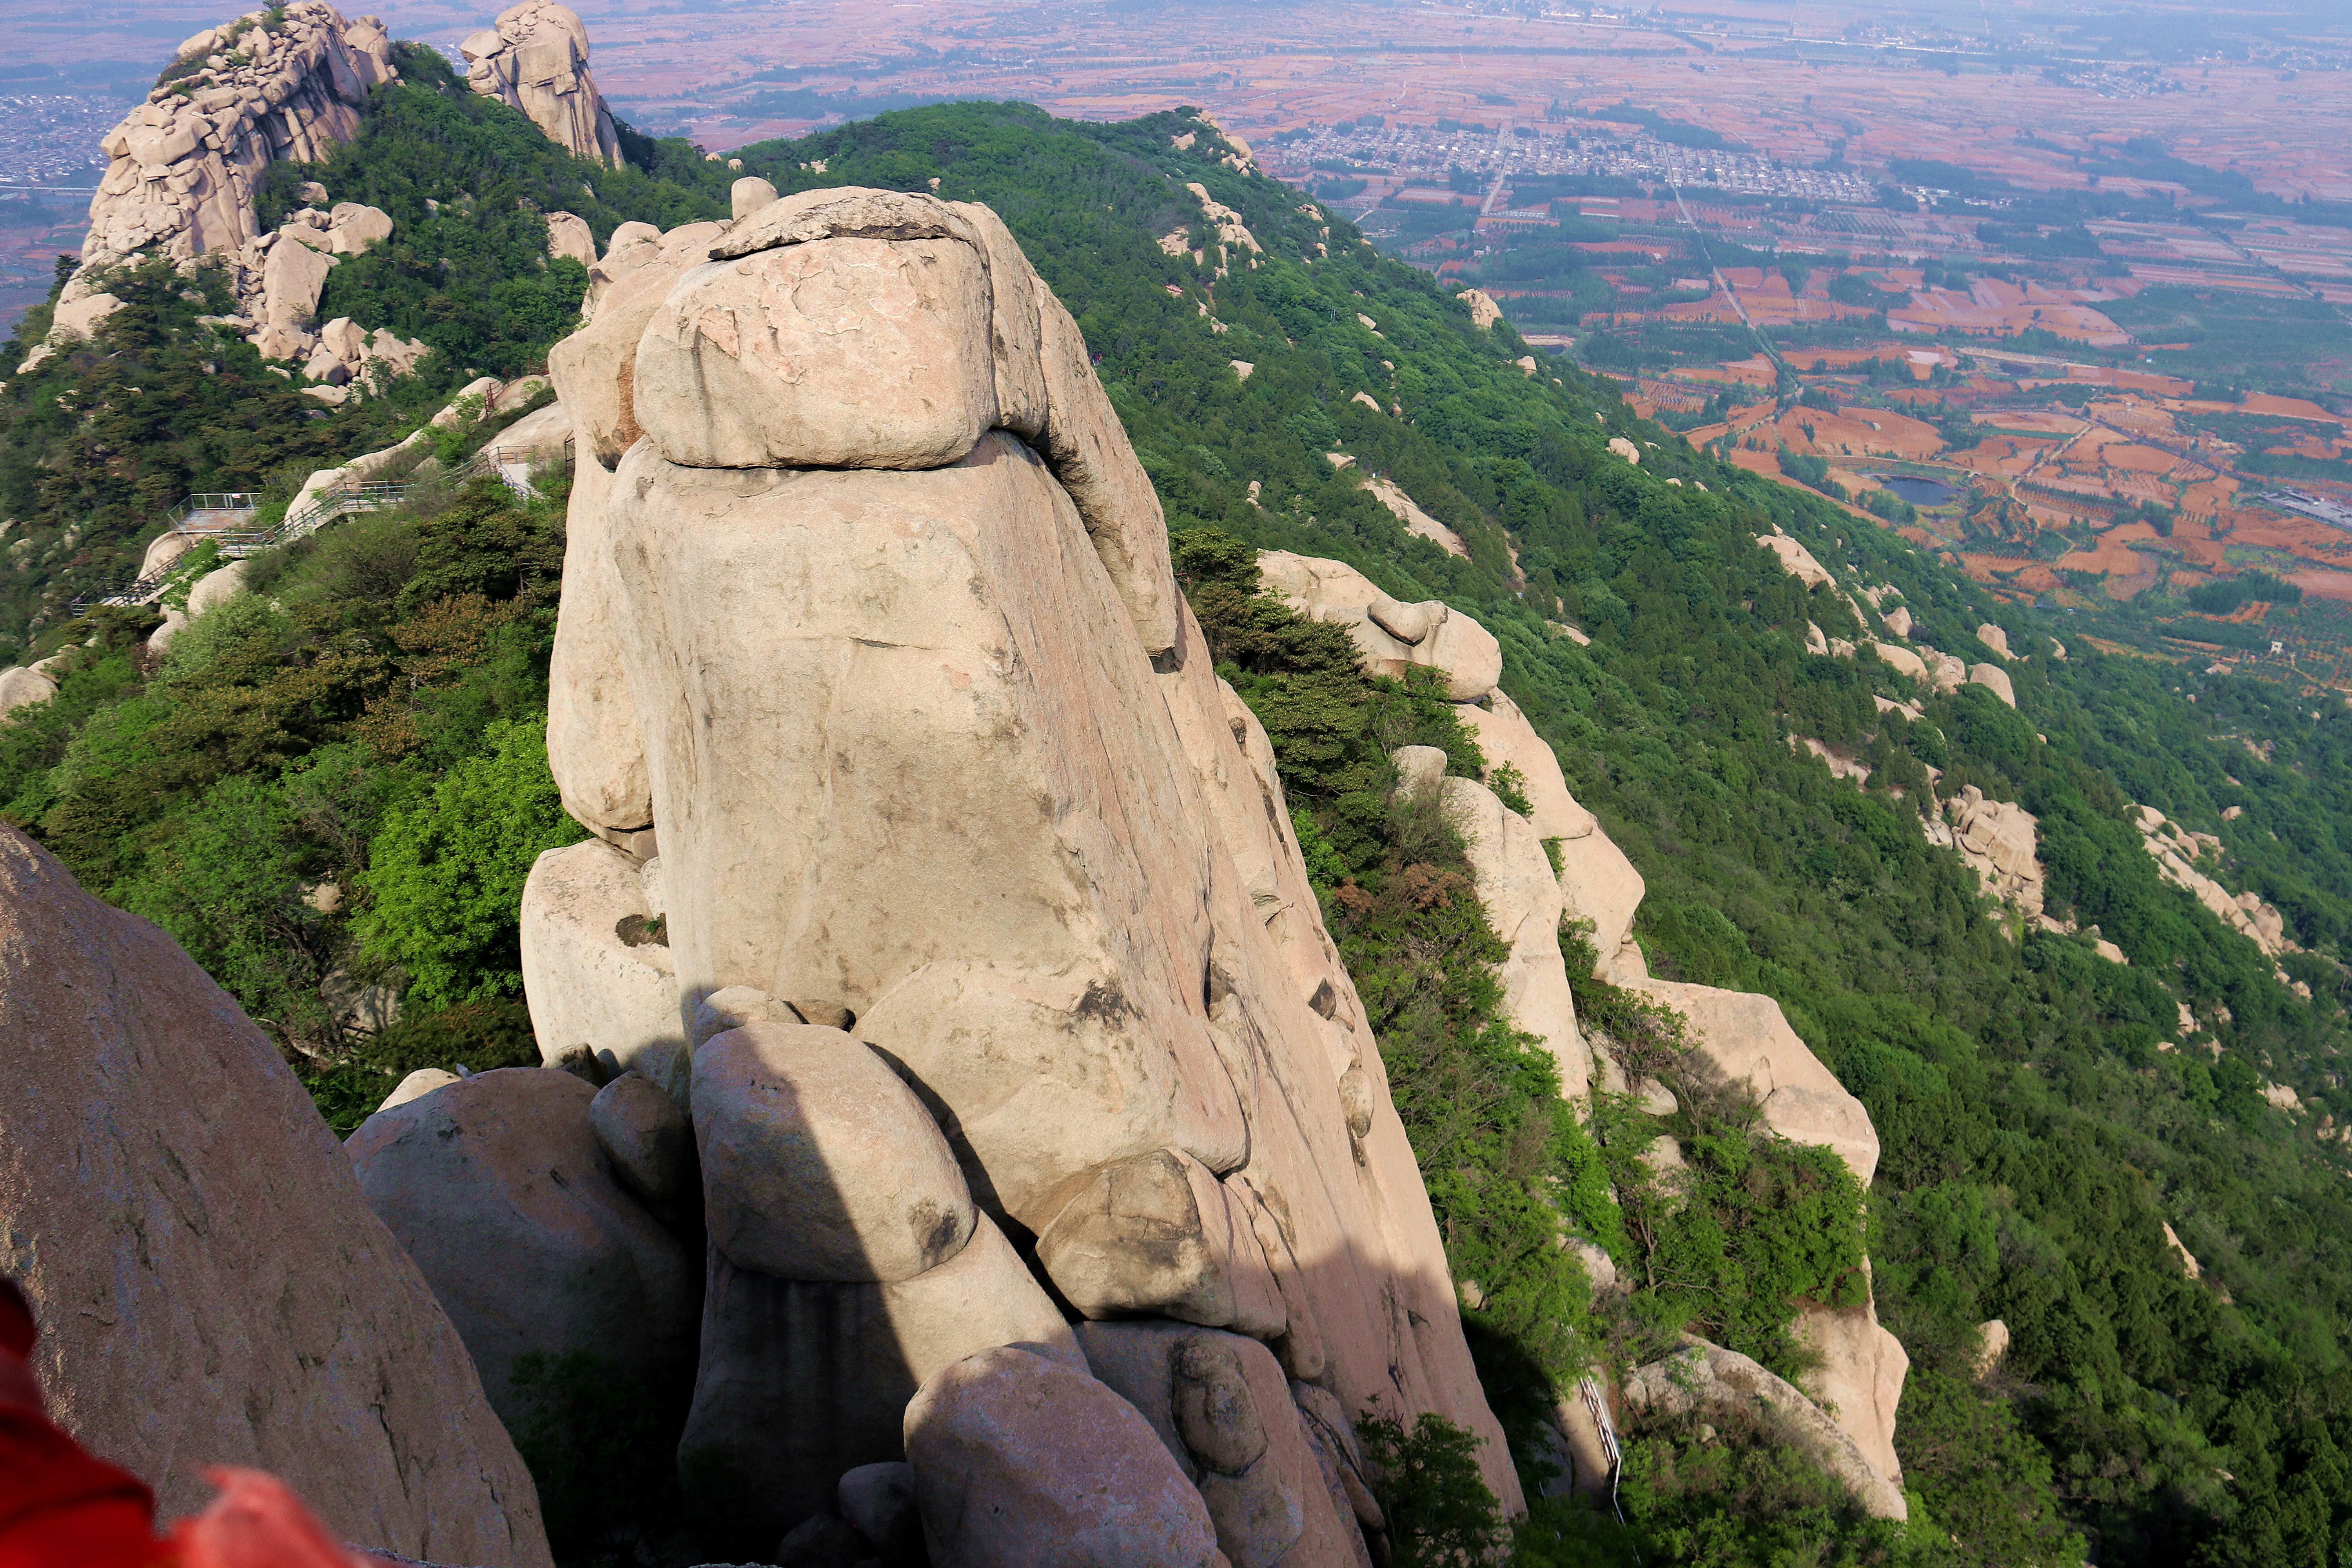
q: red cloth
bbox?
[0,1280,169,1568]
[0,1279,360,1568]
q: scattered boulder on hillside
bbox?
[1256,550,1500,698]
[345,1067,701,1436]
[2132,804,2298,956]
[532,192,1518,1525]
[1929,784,2043,918]
[1757,530,1833,589]
[1968,661,2016,708]
[1625,1338,1906,1520]
[731,176,779,219]
[1456,287,1501,329]
[0,823,549,1564]
[461,0,626,168]
[0,662,58,717]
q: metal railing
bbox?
[69,480,411,611]
[449,436,574,497]
[73,433,572,613]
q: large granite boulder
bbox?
[1625,1337,1905,1521]
[1079,1321,1372,1568]
[693,1020,975,1283]
[1255,551,1500,700]
[0,824,548,1565]
[539,196,1523,1515]
[345,1067,701,1436]
[518,836,683,1096]
[904,1346,1223,1568]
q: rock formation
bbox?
[1624,1339,1906,1520]
[1261,552,1907,1518]
[349,188,1526,1549]
[2132,804,2297,957]
[461,1,624,169]
[1929,784,2044,920]
[1258,551,1499,699]
[345,1067,701,1436]
[0,824,549,1566]
[44,3,397,372]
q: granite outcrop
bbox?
[461,1,624,169]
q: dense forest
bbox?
[5,73,2352,1568]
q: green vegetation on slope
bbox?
[7,84,2352,1568]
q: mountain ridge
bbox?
[0,58,2348,1567]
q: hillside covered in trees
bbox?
[5,76,2352,1568]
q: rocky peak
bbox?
[74,4,394,295]
[34,2,396,375]
[461,0,624,168]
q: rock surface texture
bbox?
[0,824,549,1566]
[461,1,624,167]
[535,191,1515,1538]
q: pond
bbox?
[1878,473,1962,508]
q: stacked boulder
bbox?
[1258,554,1909,1519]
[461,1,625,168]
[44,2,396,369]
[345,187,1519,1564]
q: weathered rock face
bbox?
[461,1,624,168]
[1266,553,1907,1504]
[1456,689,1644,971]
[2132,804,2298,957]
[1621,962,1880,1189]
[1258,551,1500,700]
[683,1218,1082,1537]
[1758,530,1833,590]
[904,1347,1225,1568]
[541,193,1522,1518]
[1079,1322,1372,1568]
[0,824,549,1566]
[695,1021,976,1283]
[518,837,684,1090]
[82,3,393,269]
[1413,759,1592,1100]
[345,1067,701,1436]
[1793,1297,1911,1490]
